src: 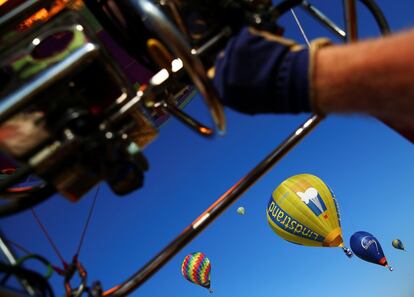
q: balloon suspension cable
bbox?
[290,9,310,46]
[342,246,353,258]
[5,239,32,255]
[75,184,100,258]
[31,209,67,268]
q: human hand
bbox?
[212,27,312,115]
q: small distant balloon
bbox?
[237,207,245,215]
[392,239,405,251]
[181,252,212,292]
[350,231,393,271]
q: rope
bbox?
[75,184,100,258]
[31,209,67,267]
[291,8,311,46]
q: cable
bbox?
[75,185,100,258]
[31,210,66,267]
[290,8,310,46]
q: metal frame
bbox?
[344,0,358,41]
[0,233,37,296]
[119,0,226,134]
[0,0,391,296]
[99,0,391,295]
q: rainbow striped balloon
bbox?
[181,252,212,291]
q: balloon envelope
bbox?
[266,174,352,256]
[181,252,212,291]
[392,239,405,251]
[350,231,392,271]
[237,207,245,215]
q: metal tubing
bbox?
[193,27,232,57]
[163,0,192,41]
[0,0,53,29]
[104,114,323,296]
[0,43,99,124]
[121,0,226,134]
[343,0,358,42]
[301,1,346,41]
[358,0,390,35]
[0,232,36,296]
[160,101,213,136]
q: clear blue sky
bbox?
[1,1,413,297]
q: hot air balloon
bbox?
[181,252,212,292]
[350,231,393,271]
[266,174,352,257]
[237,207,245,215]
[392,239,405,251]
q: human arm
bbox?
[314,29,414,130]
[213,28,414,140]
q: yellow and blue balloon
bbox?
[266,173,352,257]
[392,239,405,251]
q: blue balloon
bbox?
[350,231,393,271]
